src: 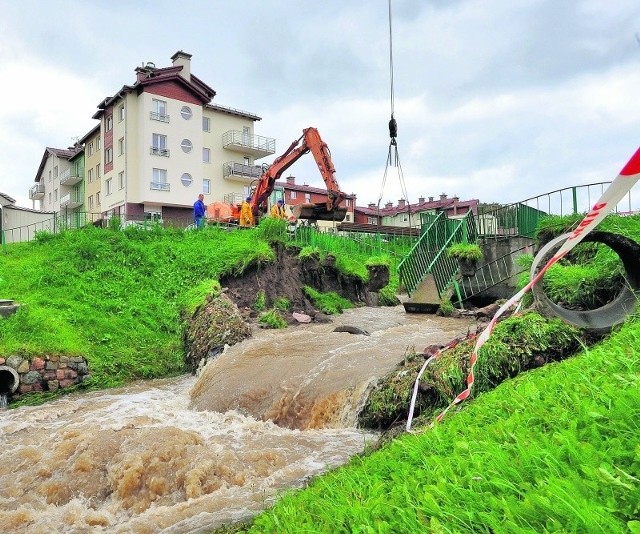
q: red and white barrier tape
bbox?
[406,147,640,431]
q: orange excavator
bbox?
[251,127,347,222]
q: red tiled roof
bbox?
[34,146,82,182]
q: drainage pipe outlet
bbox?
[531,231,640,335]
[0,365,20,394]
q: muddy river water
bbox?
[0,306,474,533]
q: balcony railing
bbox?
[150,111,170,123]
[60,190,83,208]
[60,166,83,186]
[150,182,170,191]
[29,183,45,199]
[222,130,275,158]
[223,161,264,180]
[150,147,170,157]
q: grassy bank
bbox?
[247,315,640,532]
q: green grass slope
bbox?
[248,316,640,533]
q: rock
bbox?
[333,325,370,336]
[475,303,501,319]
[292,312,312,323]
[312,313,332,324]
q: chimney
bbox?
[453,195,459,202]
[368,202,376,209]
[171,50,192,80]
[428,196,434,202]
[286,176,295,185]
[398,199,406,209]
[418,196,425,203]
[439,193,447,201]
[385,201,393,209]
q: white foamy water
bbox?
[0,306,474,533]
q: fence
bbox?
[479,182,637,239]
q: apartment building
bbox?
[30,146,83,216]
[29,51,275,227]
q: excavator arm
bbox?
[250,127,347,222]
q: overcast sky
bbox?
[1,0,639,210]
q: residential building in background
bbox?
[353,194,479,228]
[28,51,276,227]
[31,146,83,215]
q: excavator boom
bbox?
[250,127,347,222]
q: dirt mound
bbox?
[220,243,389,321]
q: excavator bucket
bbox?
[291,203,347,222]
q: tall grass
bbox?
[248,316,640,533]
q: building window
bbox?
[106,116,113,131]
[88,168,93,183]
[97,136,101,150]
[151,99,169,122]
[180,106,192,120]
[203,179,210,194]
[118,137,125,156]
[181,139,193,153]
[88,195,94,209]
[88,142,94,156]
[367,216,376,225]
[243,156,250,165]
[202,116,210,132]
[48,170,52,182]
[106,178,113,196]
[118,171,125,189]
[151,134,169,156]
[290,191,297,200]
[401,214,409,222]
[96,191,101,205]
[54,166,58,178]
[181,173,193,187]
[97,164,101,179]
[54,189,58,201]
[105,148,113,164]
[305,193,311,202]
[118,104,125,122]
[346,199,351,207]
[202,147,210,163]
[151,168,169,191]
[48,192,51,204]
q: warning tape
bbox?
[405,334,475,431]
[406,147,640,431]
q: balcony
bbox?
[150,182,170,191]
[223,161,265,183]
[60,167,83,186]
[150,111,170,123]
[29,183,45,200]
[150,147,170,157]
[60,190,83,209]
[222,130,275,158]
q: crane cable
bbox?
[377,0,412,228]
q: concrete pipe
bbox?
[530,231,640,335]
[0,365,20,394]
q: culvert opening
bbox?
[531,231,640,334]
[0,365,20,396]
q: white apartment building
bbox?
[30,51,275,227]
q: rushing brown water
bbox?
[0,306,473,533]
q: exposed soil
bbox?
[219,243,391,323]
[184,243,392,372]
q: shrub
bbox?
[258,309,287,329]
[446,242,483,262]
[304,286,352,314]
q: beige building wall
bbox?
[41,155,71,214]
[83,128,102,218]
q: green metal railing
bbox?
[398,211,477,298]
[478,181,636,238]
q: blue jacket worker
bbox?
[193,194,206,229]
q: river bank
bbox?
[0,306,473,533]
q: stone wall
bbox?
[0,354,90,399]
